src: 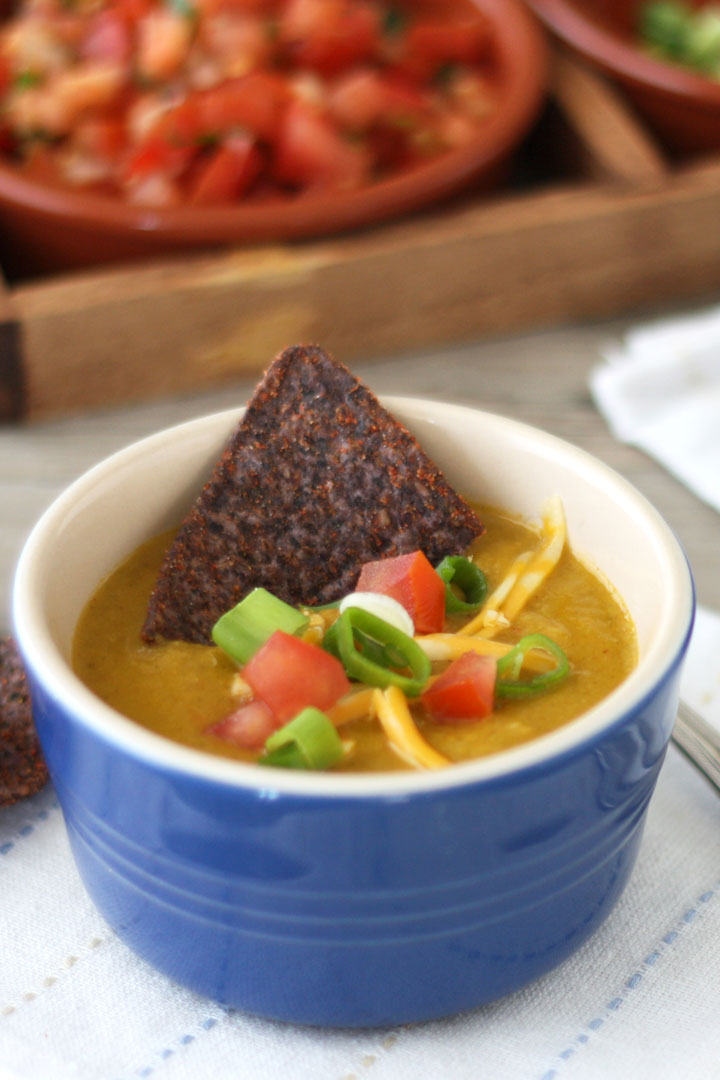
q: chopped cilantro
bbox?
[13,70,43,91]
[383,7,406,36]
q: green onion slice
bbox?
[259,707,345,770]
[324,608,430,697]
[495,633,569,699]
[211,587,308,664]
[436,555,488,614]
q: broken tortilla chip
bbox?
[142,345,483,644]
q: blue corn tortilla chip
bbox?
[142,345,483,644]
[0,637,48,805]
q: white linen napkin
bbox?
[0,607,718,1080]
[590,306,720,514]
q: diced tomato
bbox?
[280,0,336,38]
[327,67,386,132]
[188,135,262,204]
[380,76,430,130]
[280,0,381,77]
[273,98,370,190]
[421,653,496,724]
[206,699,278,749]
[73,116,127,160]
[197,0,278,12]
[399,17,493,82]
[244,630,351,724]
[123,136,195,181]
[109,0,155,24]
[80,12,132,65]
[198,12,273,75]
[152,97,204,146]
[197,72,290,141]
[144,74,286,155]
[0,54,10,98]
[355,550,445,634]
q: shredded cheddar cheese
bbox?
[458,551,533,636]
[301,613,327,646]
[458,496,567,638]
[230,673,253,701]
[415,634,553,672]
[328,687,376,727]
[373,686,449,770]
[501,497,567,622]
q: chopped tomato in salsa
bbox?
[0,0,500,206]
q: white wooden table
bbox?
[2,314,718,635]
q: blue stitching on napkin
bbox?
[538,883,718,1079]
[0,796,60,859]
[119,1012,227,1079]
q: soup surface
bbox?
[72,504,637,771]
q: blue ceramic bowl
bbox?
[13,399,694,1027]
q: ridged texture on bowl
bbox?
[30,659,682,1025]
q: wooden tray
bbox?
[3,49,720,422]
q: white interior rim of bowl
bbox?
[13,399,695,798]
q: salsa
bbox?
[72,502,638,772]
[0,0,501,206]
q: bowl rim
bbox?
[0,0,548,243]
[528,0,720,106]
[13,396,695,799]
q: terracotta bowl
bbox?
[528,0,720,154]
[0,0,547,277]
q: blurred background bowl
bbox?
[13,397,694,1027]
[529,0,720,154]
[0,0,547,278]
